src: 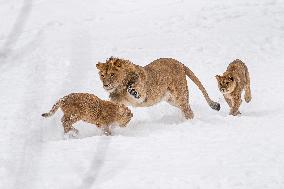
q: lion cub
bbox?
[96,57,220,120]
[216,59,252,116]
[42,93,133,137]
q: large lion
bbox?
[96,57,220,119]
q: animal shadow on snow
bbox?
[242,108,282,117]
[150,112,185,125]
[115,112,185,137]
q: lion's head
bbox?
[96,57,128,92]
[215,74,237,94]
[96,57,138,93]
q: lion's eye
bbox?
[101,74,105,78]
[225,82,229,85]
[110,73,115,77]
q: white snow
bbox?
[1,0,284,188]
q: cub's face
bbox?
[96,58,126,92]
[216,75,236,94]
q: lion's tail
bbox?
[183,65,220,111]
[42,99,62,118]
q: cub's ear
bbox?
[228,75,234,81]
[128,72,139,83]
[96,62,106,71]
[113,59,122,68]
[215,75,221,80]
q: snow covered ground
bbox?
[1,0,284,188]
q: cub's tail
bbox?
[183,65,220,111]
[42,99,62,118]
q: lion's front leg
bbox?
[127,81,147,102]
[125,71,147,103]
[229,95,242,116]
[127,85,141,99]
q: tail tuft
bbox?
[42,99,61,118]
[210,102,221,111]
[41,113,49,117]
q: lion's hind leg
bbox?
[180,103,194,119]
[61,114,80,138]
[167,81,194,120]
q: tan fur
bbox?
[216,59,252,116]
[96,57,220,119]
[42,93,133,136]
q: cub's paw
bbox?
[63,133,71,140]
[104,131,111,136]
[185,112,194,119]
[127,85,141,99]
[244,95,251,103]
[64,129,79,139]
[119,123,127,127]
[229,110,241,116]
[96,123,101,128]
[72,128,79,136]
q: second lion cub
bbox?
[216,59,252,116]
[42,93,133,137]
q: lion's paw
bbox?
[127,85,141,99]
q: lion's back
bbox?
[145,58,185,84]
[139,58,187,104]
[61,93,101,117]
[227,59,248,82]
[146,58,183,73]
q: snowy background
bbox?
[1,0,284,188]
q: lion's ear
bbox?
[128,72,139,83]
[113,59,122,68]
[228,74,234,81]
[96,62,106,71]
[215,75,221,80]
